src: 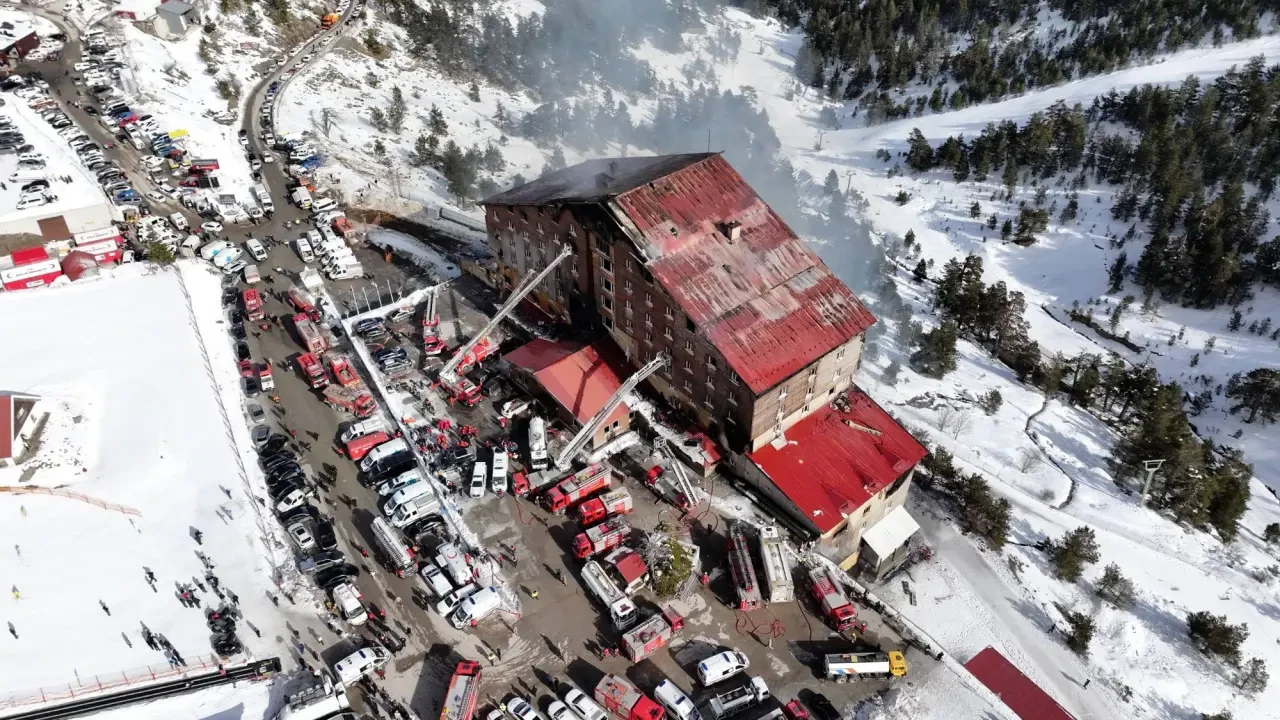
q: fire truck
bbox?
[293,313,328,354]
[573,517,631,559]
[621,605,684,662]
[727,522,762,611]
[297,352,328,389]
[324,385,377,418]
[594,674,664,720]
[823,651,907,682]
[439,660,482,720]
[578,488,634,526]
[807,565,858,632]
[581,560,637,630]
[242,288,264,321]
[758,526,793,603]
[327,354,361,387]
[287,286,322,322]
[437,246,573,405]
[544,463,612,514]
[421,286,446,355]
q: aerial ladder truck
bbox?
[421,284,447,355]
[437,246,574,405]
[647,437,703,511]
[554,353,667,470]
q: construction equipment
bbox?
[297,352,328,389]
[327,354,361,387]
[578,488,633,526]
[621,604,683,662]
[727,522,762,611]
[555,353,667,470]
[439,660,483,720]
[574,517,632,559]
[323,385,376,418]
[823,651,906,681]
[708,678,769,719]
[242,288,264,321]
[292,313,328,354]
[594,674,665,720]
[807,565,858,632]
[758,526,793,603]
[421,285,446,355]
[438,245,572,404]
[581,560,638,630]
[544,463,613,514]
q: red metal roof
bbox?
[746,387,927,534]
[609,155,875,394]
[964,647,1076,720]
[504,339,630,427]
[0,396,12,461]
[612,551,648,585]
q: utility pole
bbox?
[845,170,855,195]
[1139,459,1165,507]
[814,130,826,152]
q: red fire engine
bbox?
[543,463,612,514]
[573,517,631,559]
[621,605,684,662]
[807,565,859,632]
[296,352,328,389]
[594,674,664,720]
[242,289,264,321]
[577,488,634,526]
[287,286,322,322]
[327,354,361,387]
[438,660,482,720]
[292,313,328,354]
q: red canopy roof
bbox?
[612,551,648,585]
[504,339,630,427]
[964,647,1076,720]
[746,387,927,534]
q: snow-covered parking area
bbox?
[0,265,298,704]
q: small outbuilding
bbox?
[0,392,43,467]
[153,0,197,39]
[503,339,632,450]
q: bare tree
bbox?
[1017,447,1044,474]
[937,405,961,433]
[321,108,336,138]
[947,410,973,439]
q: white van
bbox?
[319,241,350,259]
[200,240,230,261]
[370,517,416,576]
[383,482,432,518]
[312,197,338,213]
[292,186,312,209]
[245,237,268,261]
[324,254,360,273]
[653,681,700,720]
[450,586,500,629]
[491,452,509,494]
[390,491,441,528]
[295,236,315,262]
[376,469,421,497]
[333,646,388,686]
[358,437,408,473]
[434,542,471,586]
[341,418,385,444]
[331,582,367,625]
[212,247,244,267]
[328,262,364,280]
[468,462,487,498]
[169,213,188,231]
[528,417,549,471]
[697,651,749,686]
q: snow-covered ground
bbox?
[0,264,314,705]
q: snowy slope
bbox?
[0,265,313,702]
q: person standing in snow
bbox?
[7,622,16,639]
[99,600,111,616]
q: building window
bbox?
[625,317,632,330]
[665,307,674,320]
[645,314,652,327]
[729,372,739,386]
[525,246,532,259]
[809,366,818,378]
[645,293,653,307]
[537,222,543,234]
[683,380,693,392]
[705,376,715,389]
[602,296,613,311]
[803,403,811,413]
[645,331,653,344]
[833,372,841,384]
[521,230,529,240]
[571,261,579,277]
[683,360,693,372]
[600,257,613,275]
[703,398,714,409]
[686,317,695,333]
[664,327,673,341]
[627,257,634,270]
[603,315,614,329]
[601,277,614,294]
[779,388,788,400]
[569,224,577,237]
[624,299,633,314]
[624,280,632,293]
[684,340,694,353]
[595,235,609,253]
[728,394,737,406]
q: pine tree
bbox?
[903,229,916,248]
[1049,526,1101,582]
[823,169,840,196]
[1107,252,1127,293]
[883,360,902,386]
[428,104,448,136]
[468,81,481,102]
[1228,309,1244,331]
[1095,563,1135,608]
[969,201,981,218]
[1000,219,1013,241]
[1265,523,1280,544]
[1187,611,1249,665]
[905,128,934,172]
[981,389,1002,415]
[547,146,567,171]
[1063,609,1096,656]
[440,140,474,199]
[369,106,388,132]
[408,133,432,167]
[387,86,406,134]
[911,320,958,378]
[987,214,998,230]
[912,259,928,282]
[1225,369,1280,423]
[1236,658,1269,695]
